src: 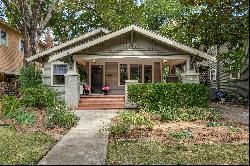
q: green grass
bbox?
[0,126,54,165]
[106,141,249,165]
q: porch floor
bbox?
[76,95,125,110]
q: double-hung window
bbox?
[20,39,25,52]
[53,64,68,85]
[210,69,216,81]
[0,29,7,46]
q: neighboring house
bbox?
[27,25,216,108]
[0,20,24,82]
[197,41,249,99]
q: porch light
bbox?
[163,59,168,63]
[93,59,96,63]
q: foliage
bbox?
[78,68,87,82]
[0,127,54,165]
[119,111,154,129]
[228,126,241,133]
[15,111,36,126]
[128,83,209,111]
[106,141,249,165]
[107,123,129,136]
[0,95,20,118]
[158,106,221,122]
[18,66,43,89]
[107,110,154,136]
[2,0,59,58]
[20,85,58,108]
[47,104,78,128]
[207,122,225,127]
[168,130,192,140]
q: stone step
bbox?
[79,98,124,102]
[76,104,124,110]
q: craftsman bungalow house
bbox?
[27,25,217,109]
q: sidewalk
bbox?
[38,110,117,165]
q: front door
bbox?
[91,65,103,93]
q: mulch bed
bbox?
[109,116,249,144]
[0,109,69,141]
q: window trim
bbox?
[209,69,216,81]
[118,62,155,86]
[51,61,68,86]
[0,28,8,47]
[229,67,240,80]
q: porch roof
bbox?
[27,25,216,63]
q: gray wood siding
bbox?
[154,62,161,83]
[105,62,124,95]
[207,56,249,98]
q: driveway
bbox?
[38,110,117,165]
[210,102,249,125]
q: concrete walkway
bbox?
[38,110,117,165]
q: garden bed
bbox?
[0,109,70,141]
[106,110,249,165]
[109,118,249,144]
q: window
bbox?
[53,64,68,85]
[230,72,240,79]
[144,65,152,83]
[210,69,216,81]
[120,64,128,85]
[0,29,7,46]
[229,67,240,79]
[20,39,25,52]
[130,64,142,83]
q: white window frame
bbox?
[210,69,216,81]
[51,61,68,86]
[229,66,240,80]
[0,28,8,47]
[118,62,155,86]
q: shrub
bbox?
[0,95,20,118]
[128,83,209,111]
[20,85,58,108]
[168,130,193,140]
[159,106,221,122]
[18,65,43,89]
[47,104,78,128]
[107,123,129,136]
[119,111,154,129]
[15,111,36,126]
[207,122,225,127]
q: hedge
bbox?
[127,83,209,111]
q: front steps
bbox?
[76,95,125,110]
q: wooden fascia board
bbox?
[132,26,216,62]
[48,25,216,63]
[48,26,133,62]
[27,28,109,62]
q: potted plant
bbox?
[84,85,91,95]
[102,85,109,95]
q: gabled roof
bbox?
[27,25,216,62]
[27,28,109,62]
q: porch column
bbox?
[125,80,138,108]
[181,56,199,83]
[65,59,80,108]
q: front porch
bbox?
[76,57,190,95]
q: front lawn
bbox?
[105,110,249,165]
[0,126,54,165]
[107,141,249,165]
